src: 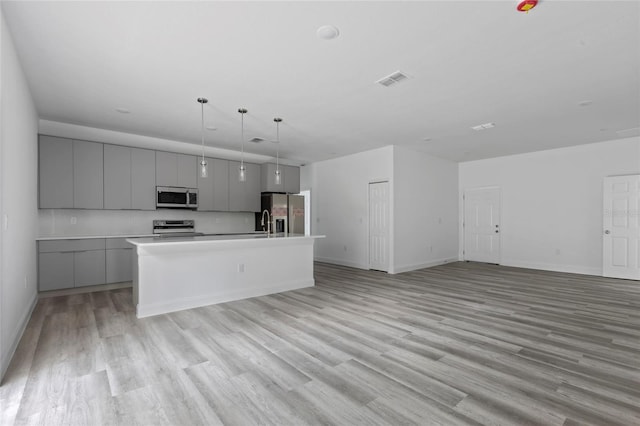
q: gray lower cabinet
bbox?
[74,250,106,287]
[73,140,104,209]
[38,238,109,291]
[105,238,133,283]
[197,157,229,211]
[38,252,74,291]
[39,136,74,209]
[229,161,260,212]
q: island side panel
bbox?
[134,238,316,318]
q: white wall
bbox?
[39,209,254,237]
[393,146,459,273]
[459,138,640,275]
[309,146,393,270]
[0,9,39,379]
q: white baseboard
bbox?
[392,257,459,274]
[314,257,369,270]
[136,279,315,318]
[1,293,38,380]
[499,259,601,277]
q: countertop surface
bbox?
[127,233,324,246]
[35,231,267,241]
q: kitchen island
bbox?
[127,233,324,318]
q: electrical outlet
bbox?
[238,263,245,273]
[343,245,347,251]
[3,214,8,230]
[70,216,77,225]
[555,249,561,256]
[215,218,221,223]
[24,275,27,289]
[430,245,433,252]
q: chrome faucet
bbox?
[261,209,271,234]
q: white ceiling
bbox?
[2,1,639,164]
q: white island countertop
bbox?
[128,233,325,318]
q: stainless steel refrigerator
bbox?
[258,193,305,234]
[287,194,305,235]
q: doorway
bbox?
[369,181,389,272]
[464,187,501,264]
[603,175,640,280]
[299,189,311,236]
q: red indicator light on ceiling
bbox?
[517,0,538,12]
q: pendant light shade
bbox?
[274,118,283,185]
[197,97,208,178]
[238,108,248,182]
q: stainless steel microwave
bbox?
[156,186,198,209]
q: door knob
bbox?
[604,230,610,234]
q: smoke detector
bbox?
[376,71,410,87]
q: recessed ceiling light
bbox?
[205,126,217,131]
[423,137,432,142]
[471,122,495,131]
[317,25,340,40]
[249,137,264,143]
[115,108,130,114]
[578,100,593,107]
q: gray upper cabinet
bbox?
[228,161,260,212]
[197,157,229,211]
[39,136,74,208]
[156,151,178,187]
[260,163,300,194]
[73,140,104,209]
[156,152,197,188]
[283,165,300,194]
[104,144,132,209]
[131,148,156,210]
[177,154,197,188]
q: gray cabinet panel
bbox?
[284,165,300,194]
[177,154,197,188]
[39,238,105,253]
[229,161,260,212]
[104,144,132,209]
[197,157,229,211]
[106,248,132,283]
[260,163,299,194]
[131,148,156,210]
[197,157,214,211]
[39,252,74,291]
[74,250,106,287]
[156,151,178,187]
[73,140,104,209]
[39,136,74,208]
[106,238,132,249]
[261,163,285,193]
[211,158,229,211]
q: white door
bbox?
[464,187,501,264]
[603,175,640,280]
[369,181,389,272]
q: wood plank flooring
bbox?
[1,261,639,425]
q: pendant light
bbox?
[197,97,208,178]
[238,108,248,182]
[273,118,283,185]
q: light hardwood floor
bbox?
[1,261,639,425]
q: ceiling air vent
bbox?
[376,71,409,87]
[249,137,264,143]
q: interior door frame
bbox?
[462,186,502,264]
[368,179,390,272]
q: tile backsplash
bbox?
[39,209,255,237]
